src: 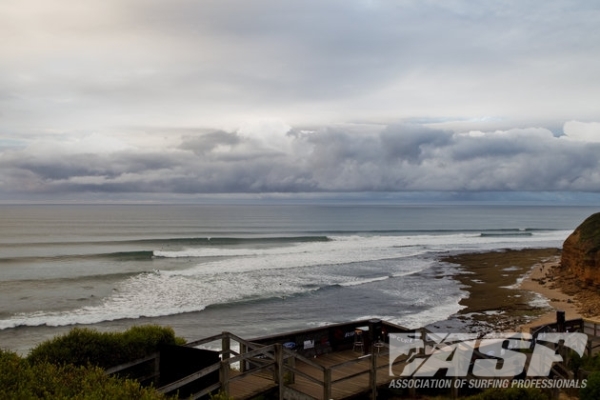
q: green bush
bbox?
[0,349,166,399]
[577,353,600,372]
[28,325,185,369]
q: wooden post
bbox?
[153,352,160,385]
[222,332,231,360]
[219,360,230,395]
[285,350,296,384]
[323,368,332,400]
[370,353,377,400]
[239,343,246,373]
[275,344,284,399]
[451,378,458,399]
[420,328,427,355]
[409,385,416,398]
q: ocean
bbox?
[0,203,596,354]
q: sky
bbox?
[1,0,600,203]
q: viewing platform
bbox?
[106,313,587,400]
[107,318,410,400]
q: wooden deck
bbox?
[228,370,278,399]
[290,349,394,400]
[228,347,398,400]
[105,317,585,400]
[105,321,424,399]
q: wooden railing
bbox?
[167,331,282,399]
[105,320,413,400]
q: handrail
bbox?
[189,382,222,400]
[185,332,227,348]
[105,352,159,375]
[186,331,265,352]
[225,344,276,365]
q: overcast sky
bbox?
[1,0,600,202]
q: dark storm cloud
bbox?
[380,125,452,164]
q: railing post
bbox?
[275,344,284,399]
[323,368,332,400]
[154,352,160,385]
[286,352,296,384]
[222,332,231,360]
[370,353,377,400]
[219,360,230,395]
[239,342,246,372]
[451,378,459,399]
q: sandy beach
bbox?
[441,247,600,334]
[517,256,582,332]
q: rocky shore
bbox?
[435,248,593,334]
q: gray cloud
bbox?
[2,0,600,131]
[2,124,599,197]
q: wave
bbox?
[338,275,390,287]
[0,235,331,249]
[0,270,411,330]
[0,251,155,265]
[479,232,533,237]
[0,236,331,264]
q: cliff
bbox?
[562,212,600,287]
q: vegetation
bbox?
[28,325,185,369]
[580,371,600,400]
[576,212,600,253]
[0,325,186,399]
[0,349,166,399]
[571,351,600,373]
[465,387,548,400]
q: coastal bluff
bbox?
[562,212,600,287]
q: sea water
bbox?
[0,203,596,353]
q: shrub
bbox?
[580,371,600,400]
[577,353,600,372]
[28,325,185,369]
[0,349,166,399]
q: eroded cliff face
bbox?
[562,212,600,287]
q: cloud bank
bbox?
[1,122,599,197]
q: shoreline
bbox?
[439,247,589,334]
